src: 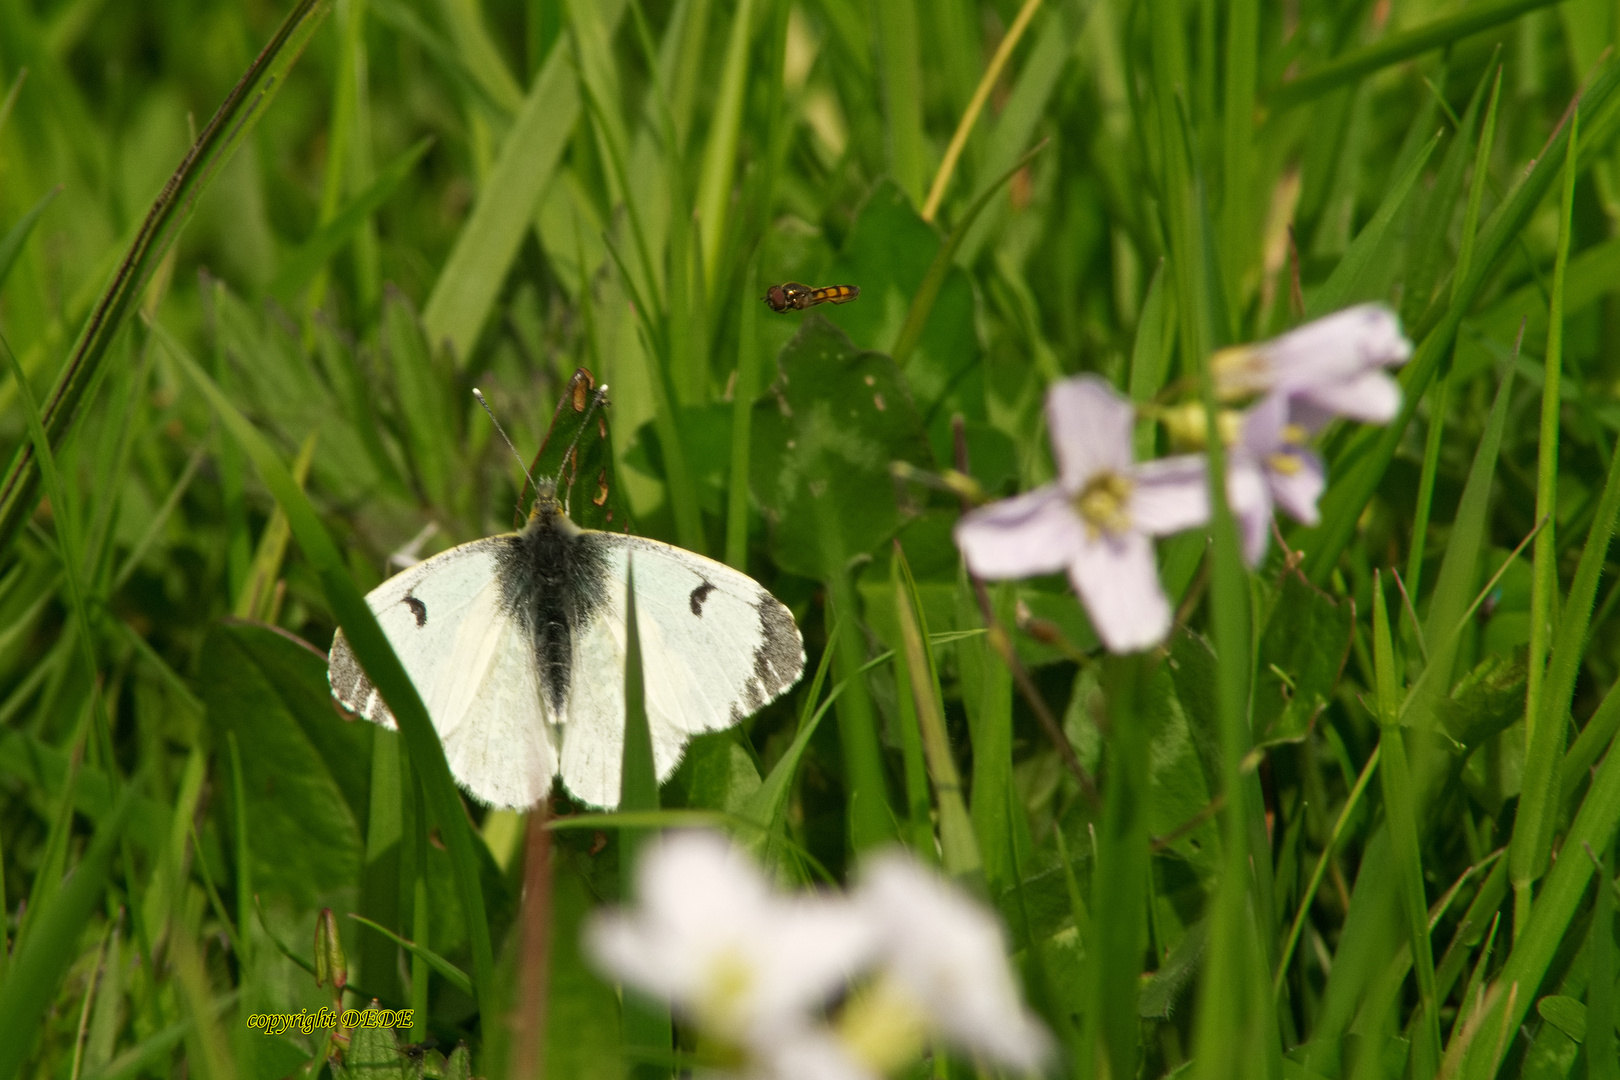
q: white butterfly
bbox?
[327,482,805,810]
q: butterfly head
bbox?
[525,477,582,537]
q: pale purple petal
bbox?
[1267,447,1326,526]
[1240,393,1291,455]
[1068,531,1171,653]
[1045,376,1134,491]
[954,485,1081,580]
[1295,369,1401,424]
[1267,304,1412,387]
[1130,454,1211,536]
[1226,459,1274,567]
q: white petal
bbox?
[1068,531,1172,652]
[751,899,880,1023]
[1226,460,1274,567]
[1045,376,1135,489]
[1296,369,1401,423]
[1267,447,1326,526]
[954,486,1081,580]
[1129,454,1211,536]
[747,1029,876,1080]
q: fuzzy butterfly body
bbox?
[328,383,804,810]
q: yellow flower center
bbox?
[697,948,755,1033]
[836,977,932,1075]
[1074,472,1134,538]
[1160,403,1244,449]
[1210,345,1269,400]
[1268,452,1302,476]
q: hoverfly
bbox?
[763,282,860,312]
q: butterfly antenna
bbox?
[473,388,540,494]
[551,384,611,496]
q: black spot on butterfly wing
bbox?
[403,591,428,627]
[689,580,716,616]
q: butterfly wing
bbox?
[555,534,805,808]
[327,536,558,810]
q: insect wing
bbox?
[327,536,559,809]
[520,367,631,532]
[554,535,805,809]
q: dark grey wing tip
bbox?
[752,592,807,700]
[327,628,396,726]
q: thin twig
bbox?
[951,416,1098,804]
[1151,792,1226,852]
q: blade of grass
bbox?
[0,187,57,291]
[920,0,1043,222]
[0,791,129,1080]
[1513,102,1580,935]
[347,913,472,995]
[895,544,980,883]
[1373,571,1442,1080]
[1460,720,1620,1079]
[152,320,494,1018]
[872,0,926,206]
[1085,653,1152,1080]
[694,0,752,290]
[724,250,761,571]
[1220,0,1258,312]
[619,555,673,1079]
[891,139,1048,369]
[419,0,627,363]
[233,431,316,622]
[268,136,431,303]
[1305,60,1620,584]
[0,0,333,561]
[1269,0,1566,109]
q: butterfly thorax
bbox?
[496,493,610,716]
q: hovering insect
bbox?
[763,282,860,312]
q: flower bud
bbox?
[314,908,347,992]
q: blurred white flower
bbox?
[855,852,1054,1073]
[1211,304,1412,425]
[953,375,1208,653]
[1228,393,1327,566]
[586,832,876,1048]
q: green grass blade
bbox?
[895,547,979,882]
[1305,130,1437,318]
[1372,572,1442,1080]
[724,251,761,571]
[1589,838,1618,1080]
[1305,59,1620,583]
[267,136,431,303]
[1220,0,1258,312]
[0,0,333,561]
[1407,364,1516,732]
[1453,67,1504,302]
[618,555,673,1079]
[1459,721,1620,1078]
[435,0,524,114]
[0,187,57,290]
[1512,103,1580,928]
[346,914,472,995]
[420,1,628,363]
[891,140,1047,369]
[1085,654,1152,1080]
[694,0,753,289]
[0,791,128,1080]
[152,321,495,1019]
[1269,0,1565,109]
[872,0,927,206]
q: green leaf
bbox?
[0,186,57,291]
[347,913,472,995]
[750,316,932,579]
[1253,572,1353,747]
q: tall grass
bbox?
[3,1,1620,1078]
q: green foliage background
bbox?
[3,0,1620,1077]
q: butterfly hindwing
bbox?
[555,534,805,808]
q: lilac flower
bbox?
[1227,393,1327,566]
[586,832,876,1049]
[1211,304,1412,425]
[954,376,1209,653]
